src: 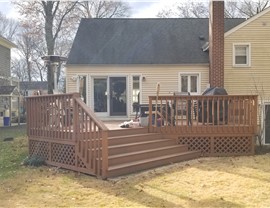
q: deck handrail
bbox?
[27,93,109,178]
[73,96,108,178]
[148,94,258,135]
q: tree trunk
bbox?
[43,1,56,94]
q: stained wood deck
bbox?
[27,93,257,179]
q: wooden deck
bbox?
[26,93,257,179]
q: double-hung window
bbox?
[233,44,251,67]
[179,73,200,94]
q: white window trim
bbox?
[263,102,270,145]
[131,74,142,114]
[233,43,251,67]
[178,72,201,95]
[90,74,129,117]
[76,74,89,105]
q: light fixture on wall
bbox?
[71,75,78,81]
[142,76,146,81]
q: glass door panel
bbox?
[110,77,127,116]
[94,78,107,113]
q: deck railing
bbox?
[148,95,258,156]
[27,93,109,178]
[149,95,257,134]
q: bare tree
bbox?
[11,58,27,81]
[0,11,19,41]
[13,1,130,93]
[76,1,130,18]
[14,1,78,93]
[227,0,270,18]
[157,0,270,18]
[157,2,208,18]
[250,76,270,150]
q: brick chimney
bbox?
[209,0,224,88]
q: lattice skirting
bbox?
[177,135,254,156]
[29,139,89,174]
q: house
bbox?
[0,35,17,86]
[20,81,48,96]
[66,1,270,144]
[0,35,18,126]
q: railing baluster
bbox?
[148,95,257,136]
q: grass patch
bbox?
[0,125,28,180]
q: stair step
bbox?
[108,128,148,137]
[108,133,162,145]
[109,139,176,155]
[108,145,188,166]
[107,151,201,178]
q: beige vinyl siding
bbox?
[224,10,270,101]
[66,64,209,118]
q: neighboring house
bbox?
[0,35,18,126]
[20,81,48,96]
[0,35,16,86]
[66,2,270,144]
[0,85,20,117]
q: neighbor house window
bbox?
[233,44,251,67]
[180,73,199,94]
[132,76,141,113]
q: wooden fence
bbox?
[148,95,258,156]
[27,93,109,178]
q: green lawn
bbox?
[0,125,28,179]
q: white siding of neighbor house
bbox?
[66,64,209,119]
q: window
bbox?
[180,74,199,94]
[132,76,141,113]
[233,44,250,67]
[78,75,87,103]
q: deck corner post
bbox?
[73,96,79,169]
[101,130,109,179]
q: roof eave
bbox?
[0,36,17,49]
[225,6,270,37]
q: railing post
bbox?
[149,97,153,133]
[101,130,108,179]
[254,96,258,134]
[73,94,80,171]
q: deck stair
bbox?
[106,128,201,178]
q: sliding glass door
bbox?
[93,76,127,116]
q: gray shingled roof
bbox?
[20,81,48,91]
[67,18,245,65]
[0,86,16,95]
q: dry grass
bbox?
[0,153,270,208]
[1,126,269,207]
